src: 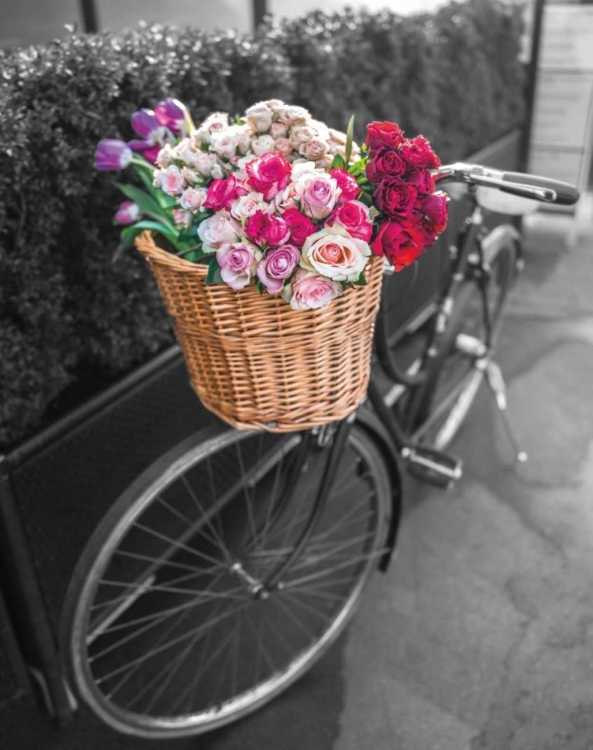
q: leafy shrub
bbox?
[0,0,525,449]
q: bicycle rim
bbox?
[61,423,389,738]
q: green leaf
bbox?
[255,278,266,295]
[177,227,198,244]
[205,256,223,285]
[358,190,373,207]
[352,272,368,286]
[331,153,346,170]
[119,224,142,248]
[133,219,178,240]
[115,183,172,227]
[345,115,355,165]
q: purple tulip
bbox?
[154,98,189,134]
[131,109,165,142]
[94,139,133,170]
[114,201,140,224]
[127,139,161,166]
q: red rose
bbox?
[399,135,440,170]
[419,192,448,233]
[282,207,317,246]
[246,152,292,200]
[371,220,426,271]
[406,168,436,196]
[203,175,247,211]
[365,147,406,183]
[415,191,449,247]
[329,167,360,202]
[365,121,405,151]
[374,177,417,219]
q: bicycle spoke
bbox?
[132,520,224,568]
[180,474,231,559]
[100,597,253,693]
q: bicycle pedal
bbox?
[401,445,463,489]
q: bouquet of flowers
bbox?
[95,98,448,311]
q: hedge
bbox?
[0,0,525,449]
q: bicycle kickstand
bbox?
[484,360,528,463]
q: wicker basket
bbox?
[135,231,384,432]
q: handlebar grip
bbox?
[502,171,580,206]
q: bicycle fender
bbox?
[481,223,521,261]
[355,404,405,572]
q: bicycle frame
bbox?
[258,162,580,586]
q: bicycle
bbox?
[59,163,579,738]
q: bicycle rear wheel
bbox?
[406,228,518,449]
[61,422,389,738]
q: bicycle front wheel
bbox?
[61,422,389,738]
[409,229,518,449]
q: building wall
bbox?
[0,0,449,50]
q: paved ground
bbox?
[4,199,593,749]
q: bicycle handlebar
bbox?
[433,163,580,206]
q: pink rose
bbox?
[245,210,291,247]
[327,200,373,242]
[329,168,360,202]
[282,268,342,311]
[295,172,339,220]
[216,241,259,290]
[246,152,292,200]
[204,175,247,212]
[282,207,317,245]
[301,225,370,282]
[256,244,301,293]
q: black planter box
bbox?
[0,346,216,719]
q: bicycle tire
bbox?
[60,422,390,738]
[405,227,519,449]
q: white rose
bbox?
[230,191,267,221]
[245,102,274,133]
[301,225,370,282]
[197,212,241,252]
[300,137,329,162]
[174,139,198,167]
[210,130,241,160]
[193,151,218,177]
[179,187,207,211]
[274,138,294,157]
[270,122,289,139]
[276,105,311,126]
[160,165,185,196]
[210,162,225,180]
[156,144,175,168]
[251,135,277,157]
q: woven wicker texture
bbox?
[135,232,383,431]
